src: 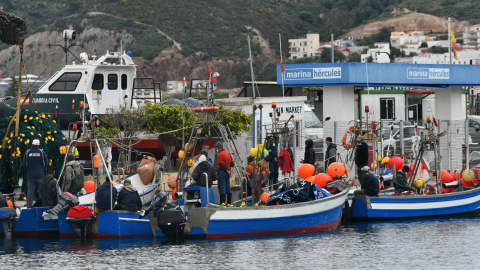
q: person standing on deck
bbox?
[355,135,369,185]
[22,139,48,208]
[215,141,233,205]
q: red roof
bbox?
[406,89,435,94]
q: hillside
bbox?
[0,0,478,89]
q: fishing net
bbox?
[0,109,67,194]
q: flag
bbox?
[19,96,29,105]
[433,116,438,127]
[280,61,285,73]
[450,31,458,60]
[207,68,213,80]
[183,77,187,93]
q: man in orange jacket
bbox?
[216,141,233,205]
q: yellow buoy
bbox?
[178,150,185,159]
[250,147,258,157]
[187,158,195,167]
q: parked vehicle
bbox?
[381,124,424,157]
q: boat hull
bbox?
[0,207,58,237]
[153,189,348,240]
[59,211,152,239]
[349,187,480,220]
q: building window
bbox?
[49,72,82,91]
[380,98,395,120]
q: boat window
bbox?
[49,72,82,91]
[92,74,104,90]
[121,74,127,90]
[108,74,118,90]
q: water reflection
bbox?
[1,217,480,269]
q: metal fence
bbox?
[323,120,473,178]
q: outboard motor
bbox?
[66,205,96,239]
[0,208,16,239]
[140,191,186,241]
[42,192,78,220]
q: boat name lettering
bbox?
[407,67,449,79]
[285,67,341,80]
[276,106,302,114]
[33,97,59,103]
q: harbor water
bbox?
[1,217,480,269]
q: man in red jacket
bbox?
[215,141,233,205]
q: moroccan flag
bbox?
[280,61,285,73]
[450,31,458,60]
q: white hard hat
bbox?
[32,139,40,146]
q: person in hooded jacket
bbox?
[324,137,337,170]
[394,165,414,194]
[22,139,48,208]
[40,166,59,207]
[63,154,84,194]
[116,179,142,211]
[301,139,316,165]
[95,176,117,211]
[192,155,217,188]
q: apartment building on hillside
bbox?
[463,24,480,48]
[288,33,320,59]
[390,31,427,48]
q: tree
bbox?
[143,103,252,171]
[420,42,428,48]
[347,52,361,62]
[319,49,346,63]
[144,104,193,171]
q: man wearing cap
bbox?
[394,165,414,194]
[200,149,214,167]
[354,166,379,196]
[215,141,233,205]
[116,179,142,211]
[22,139,48,208]
[355,135,369,184]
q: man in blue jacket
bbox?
[95,176,117,211]
[116,179,142,211]
[354,166,380,197]
[22,139,48,208]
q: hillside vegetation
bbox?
[0,0,478,88]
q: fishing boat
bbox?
[54,155,164,239]
[347,122,480,220]
[348,187,480,220]
[147,187,349,240]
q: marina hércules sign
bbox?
[284,67,342,80]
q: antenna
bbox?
[48,29,85,65]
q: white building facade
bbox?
[289,34,320,59]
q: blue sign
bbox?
[277,62,480,88]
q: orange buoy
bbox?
[305,175,315,183]
[314,173,331,188]
[93,154,101,168]
[387,156,403,170]
[259,192,271,202]
[440,170,449,179]
[167,173,178,190]
[450,171,461,180]
[84,181,95,193]
[7,201,17,207]
[327,162,345,179]
[298,164,315,179]
[441,174,454,184]
[191,106,219,112]
[461,178,473,187]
